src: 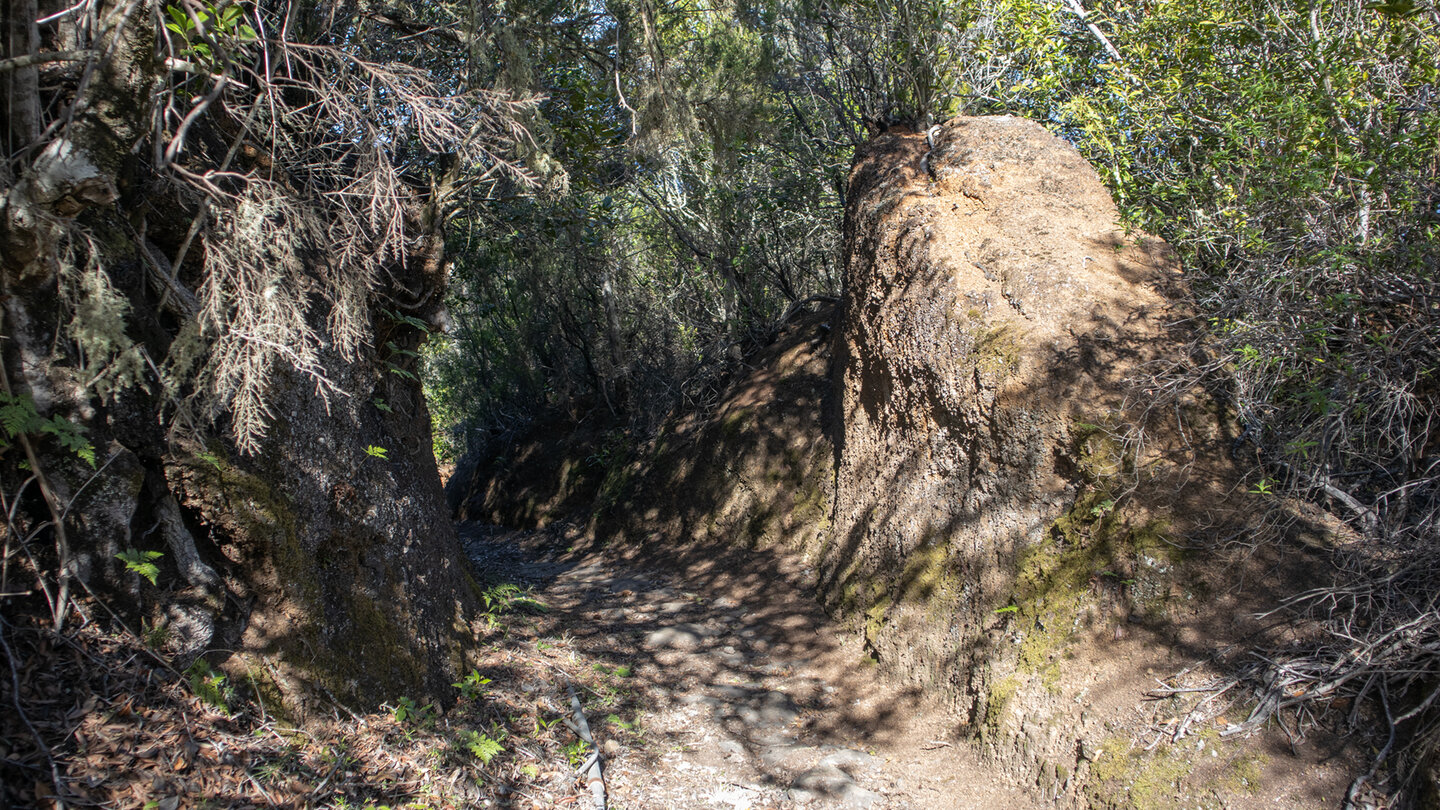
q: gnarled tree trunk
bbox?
[1,0,487,714]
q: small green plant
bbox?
[141,619,171,648]
[1285,438,1318,458]
[606,713,643,736]
[0,392,95,466]
[520,764,540,778]
[116,549,164,586]
[456,729,504,764]
[1249,478,1274,495]
[385,362,418,381]
[385,309,432,332]
[364,444,389,459]
[195,450,223,471]
[453,670,492,701]
[392,696,436,726]
[562,739,591,768]
[481,582,547,614]
[254,759,288,783]
[994,604,1019,614]
[478,582,548,629]
[163,2,257,66]
[373,397,393,413]
[385,341,421,361]
[186,660,232,713]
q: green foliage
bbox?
[186,660,232,713]
[41,416,96,467]
[0,395,33,438]
[116,549,164,586]
[779,0,1018,129]
[455,729,505,764]
[561,739,591,768]
[479,582,547,619]
[991,0,1440,530]
[1089,498,1116,518]
[391,696,436,726]
[426,0,850,454]
[141,620,171,649]
[0,393,96,467]
[592,662,633,678]
[453,670,493,701]
[364,445,389,460]
[163,2,258,66]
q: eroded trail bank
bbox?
[461,521,1042,809]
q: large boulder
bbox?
[828,115,1202,781]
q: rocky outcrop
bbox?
[823,116,1278,799]
[829,114,1186,683]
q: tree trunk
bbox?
[0,0,484,715]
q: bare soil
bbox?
[462,520,1044,809]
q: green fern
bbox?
[458,730,504,764]
[0,394,39,437]
[185,660,232,713]
[385,309,432,332]
[0,393,96,467]
[41,416,96,467]
[116,549,164,585]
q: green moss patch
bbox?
[1086,737,1196,810]
[983,674,1021,740]
[1085,733,1271,810]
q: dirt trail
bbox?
[462,521,1045,809]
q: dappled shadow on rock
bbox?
[821,114,1359,806]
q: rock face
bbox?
[828,115,1185,715]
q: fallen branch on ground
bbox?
[565,680,606,810]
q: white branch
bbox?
[567,681,606,810]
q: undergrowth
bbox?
[0,583,643,809]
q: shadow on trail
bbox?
[460,519,931,800]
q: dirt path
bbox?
[461,521,1046,809]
